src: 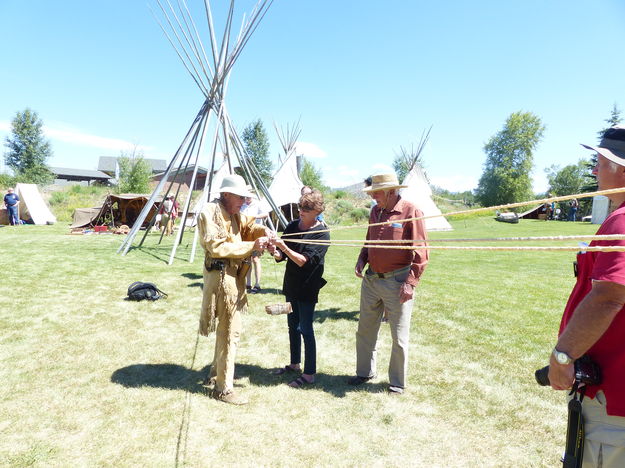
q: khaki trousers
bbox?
[208,306,242,394]
[579,391,625,468]
[356,268,414,389]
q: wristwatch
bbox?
[552,348,574,365]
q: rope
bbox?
[284,234,625,245]
[282,186,625,237]
[282,241,625,252]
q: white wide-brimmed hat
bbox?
[581,125,625,167]
[363,173,407,193]
[219,174,253,197]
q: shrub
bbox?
[333,190,347,199]
[49,191,70,205]
[348,208,369,223]
[335,200,353,215]
[0,173,16,188]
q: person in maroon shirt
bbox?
[348,172,428,394]
[548,125,625,467]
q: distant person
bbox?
[4,188,20,226]
[159,195,176,236]
[547,125,625,466]
[569,198,579,221]
[241,193,269,293]
[364,176,377,209]
[268,189,329,388]
[349,172,429,394]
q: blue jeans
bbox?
[7,205,18,225]
[286,298,316,375]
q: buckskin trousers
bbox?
[208,307,242,394]
[356,268,414,389]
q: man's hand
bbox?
[355,259,366,278]
[548,354,575,391]
[253,236,269,251]
[399,282,414,304]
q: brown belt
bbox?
[366,265,411,278]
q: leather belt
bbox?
[366,265,410,278]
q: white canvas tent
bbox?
[15,183,56,225]
[261,152,303,213]
[400,166,452,231]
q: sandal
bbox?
[288,376,314,388]
[271,365,300,375]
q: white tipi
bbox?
[400,165,453,231]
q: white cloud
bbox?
[0,119,151,154]
[294,141,327,159]
[429,174,477,193]
[43,124,151,153]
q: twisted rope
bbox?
[282,186,625,237]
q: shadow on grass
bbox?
[181,273,202,280]
[314,308,359,323]
[111,363,212,394]
[248,287,281,295]
[110,362,384,398]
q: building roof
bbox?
[50,167,111,180]
[151,165,209,178]
[97,156,167,174]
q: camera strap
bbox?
[562,384,586,468]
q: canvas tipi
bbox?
[400,165,452,231]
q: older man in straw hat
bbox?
[348,172,429,394]
[547,125,625,466]
[197,174,272,405]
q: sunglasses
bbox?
[298,205,314,212]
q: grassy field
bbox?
[0,218,597,467]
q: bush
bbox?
[333,190,347,199]
[49,191,70,205]
[335,200,353,215]
[0,173,16,188]
[348,208,369,223]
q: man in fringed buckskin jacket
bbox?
[198,174,271,405]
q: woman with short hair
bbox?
[269,190,329,387]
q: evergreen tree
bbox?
[475,111,545,207]
[4,108,53,184]
[583,103,622,192]
[241,119,272,185]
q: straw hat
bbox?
[219,174,253,197]
[363,173,407,193]
[581,125,625,167]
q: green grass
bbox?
[0,218,597,466]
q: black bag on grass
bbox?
[127,282,168,301]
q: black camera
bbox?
[535,355,601,387]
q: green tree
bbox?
[299,157,325,190]
[583,103,622,192]
[475,111,545,207]
[4,108,54,184]
[546,159,588,196]
[546,159,591,217]
[393,144,423,183]
[117,146,152,193]
[241,119,272,185]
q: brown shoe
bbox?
[211,389,248,406]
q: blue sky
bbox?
[1,0,624,192]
